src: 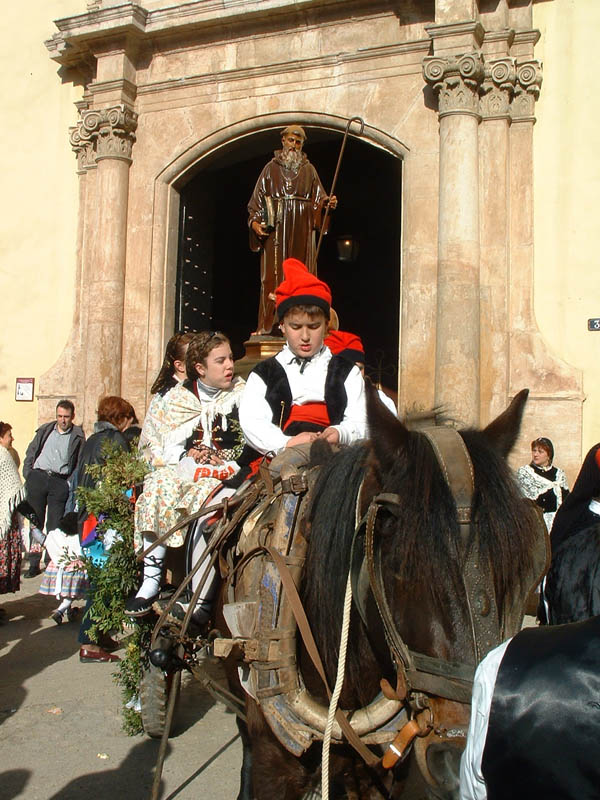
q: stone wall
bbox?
[43,0,583,478]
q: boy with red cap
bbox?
[324,330,398,417]
[239,259,366,454]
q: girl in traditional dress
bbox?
[138,331,195,469]
[126,331,259,619]
[516,437,569,532]
[39,511,89,624]
[0,422,25,617]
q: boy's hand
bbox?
[318,427,340,444]
[285,432,318,448]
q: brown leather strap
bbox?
[265,545,379,767]
[423,427,500,662]
[381,719,421,769]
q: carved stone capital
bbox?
[480,58,517,120]
[81,105,138,163]
[70,105,138,171]
[511,60,543,123]
[69,121,96,173]
[423,53,485,119]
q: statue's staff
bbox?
[314,116,365,267]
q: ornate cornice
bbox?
[424,20,485,48]
[510,60,543,123]
[69,105,138,170]
[46,0,417,68]
[423,53,485,119]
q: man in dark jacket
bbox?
[22,399,85,576]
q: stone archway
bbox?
[172,124,402,390]
[142,114,408,404]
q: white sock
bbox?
[57,598,72,614]
[189,519,221,623]
[136,535,166,599]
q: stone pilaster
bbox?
[510,60,542,123]
[74,104,138,429]
[478,59,516,423]
[423,53,484,426]
[479,57,516,120]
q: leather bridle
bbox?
[351,427,503,711]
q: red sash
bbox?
[283,402,330,431]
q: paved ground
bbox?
[1,571,539,800]
[0,574,243,800]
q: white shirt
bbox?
[459,639,511,800]
[239,344,367,455]
[377,388,398,417]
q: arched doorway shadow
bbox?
[173,125,402,391]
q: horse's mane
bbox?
[302,442,370,672]
[301,424,539,686]
[459,428,539,603]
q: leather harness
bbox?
[349,427,503,766]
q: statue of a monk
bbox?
[247,125,337,335]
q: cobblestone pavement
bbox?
[0,574,242,800]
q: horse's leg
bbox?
[246,699,315,800]
[236,715,254,800]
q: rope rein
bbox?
[322,571,354,800]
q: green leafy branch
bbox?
[77,440,150,734]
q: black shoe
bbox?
[124,594,158,618]
[50,610,64,625]
[67,606,80,623]
[156,601,209,636]
[24,567,41,579]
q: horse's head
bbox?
[362,384,546,798]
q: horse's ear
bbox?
[365,378,409,470]
[482,388,529,458]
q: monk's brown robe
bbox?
[248,150,328,334]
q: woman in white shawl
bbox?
[0,422,26,612]
[127,332,259,618]
[138,331,195,469]
[516,436,569,532]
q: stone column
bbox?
[478,58,516,423]
[423,54,484,426]
[508,61,543,366]
[77,105,138,427]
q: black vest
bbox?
[482,615,600,800]
[252,354,354,435]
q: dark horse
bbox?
[544,442,600,624]
[227,386,546,800]
[459,443,600,799]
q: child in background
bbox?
[39,512,89,625]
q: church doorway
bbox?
[176,128,402,392]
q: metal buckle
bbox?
[281,473,309,495]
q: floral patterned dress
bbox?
[134,378,247,549]
[0,444,25,594]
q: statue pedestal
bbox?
[235,334,284,379]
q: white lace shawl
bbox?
[0,445,25,540]
[162,377,246,452]
[516,463,569,532]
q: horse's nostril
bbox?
[426,742,462,795]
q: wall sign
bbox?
[588,319,600,331]
[15,377,35,402]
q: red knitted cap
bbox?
[324,330,365,363]
[275,258,331,320]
